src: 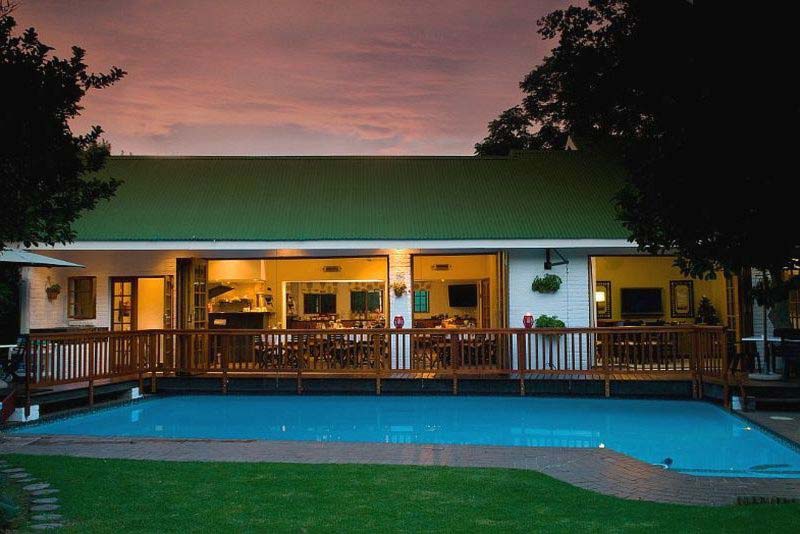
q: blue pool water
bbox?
[9,396,800,478]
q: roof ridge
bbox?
[106,153,584,161]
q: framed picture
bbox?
[595,281,612,319]
[670,280,694,318]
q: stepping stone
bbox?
[2,467,25,473]
[33,497,59,504]
[32,513,63,521]
[31,504,60,512]
[32,489,60,496]
[30,524,64,530]
[24,482,51,491]
[18,477,37,483]
[9,471,31,478]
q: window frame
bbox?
[350,289,383,313]
[68,276,97,320]
[413,289,430,314]
[303,293,337,315]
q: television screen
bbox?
[448,284,478,307]
[620,288,663,316]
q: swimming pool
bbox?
[10,395,800,478]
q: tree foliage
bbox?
[476,0,798,310]
[0,11,125,251]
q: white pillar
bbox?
[388,250,413,369]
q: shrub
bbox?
[535,314,565,328]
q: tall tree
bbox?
[475,0,798,319]
[0,8,125,251]
[0,6,125,341]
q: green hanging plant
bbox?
[535,314,566,328]
[531,274,562,294]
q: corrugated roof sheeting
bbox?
[72,153,629,241]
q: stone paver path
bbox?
[0,462,64,530]
[3,434,800,506]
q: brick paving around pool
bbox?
[2,433,800,506]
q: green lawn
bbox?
[5,454,799,533]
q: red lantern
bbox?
[523,313,534,329]
[393,315,405,329]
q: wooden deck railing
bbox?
[23,326,727,411]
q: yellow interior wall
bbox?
[412,254,498,326]
[594,256,728,324]
[136,277,165,330]
[208,257,388,327]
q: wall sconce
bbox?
[595,291,606,303]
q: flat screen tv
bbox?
[620,288,663,316]
[448,284,478,307]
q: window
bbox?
[303,293,336,315]
[350,290,383,313]
[413,290,430,313]
[68,277,96,319]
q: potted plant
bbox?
[45,282,61,301]
[695,296,720,325]
[531,274,562,294]
[534,314,566,328]
[390,281,408,297]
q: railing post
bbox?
[137,334,144,393]
[720,327,730,408]
[296,338,304,395]
[517,332,526,396]
[24,337,32,418]
[692,327,701,400]
[374,334,382,395]
[451,334,460,395]
[88,335,95,407]
[602,332,610,398]
[151,332,159,394]
[221,335,229,394]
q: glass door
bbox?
[110,277,137,373]
[111,278,137,331]
[176,258,208,371]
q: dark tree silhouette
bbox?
[0,8,125,341]
[476,0,798,317]
[0,10,125,251]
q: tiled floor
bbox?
[2,433,800,506]
[740,411,800,445]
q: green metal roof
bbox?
[72,153,629,241]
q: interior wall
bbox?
[136,277,165,330]
[412,254,497,326]
[285,280,384,321]
[594,256,728,324]
[208,257,388,327]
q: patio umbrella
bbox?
[0,249,84,268]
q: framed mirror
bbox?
[595,281,612,319]
[670,280,694,318]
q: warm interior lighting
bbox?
[595,291,606,303]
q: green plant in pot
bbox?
[695,296,720,325]
[45,282,61,301]
[535,314,565,328]
[531,274,562,294]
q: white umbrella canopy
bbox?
[0,249,84,268]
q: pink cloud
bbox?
[15,0,568,155]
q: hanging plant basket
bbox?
[45,283,61,301]
[391,281,408,297]
[531,274,562,294]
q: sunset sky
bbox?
[15,0,569,155]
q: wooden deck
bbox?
[18,326,730,413]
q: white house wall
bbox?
[507,249,591,329]
[23,247,606,335]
